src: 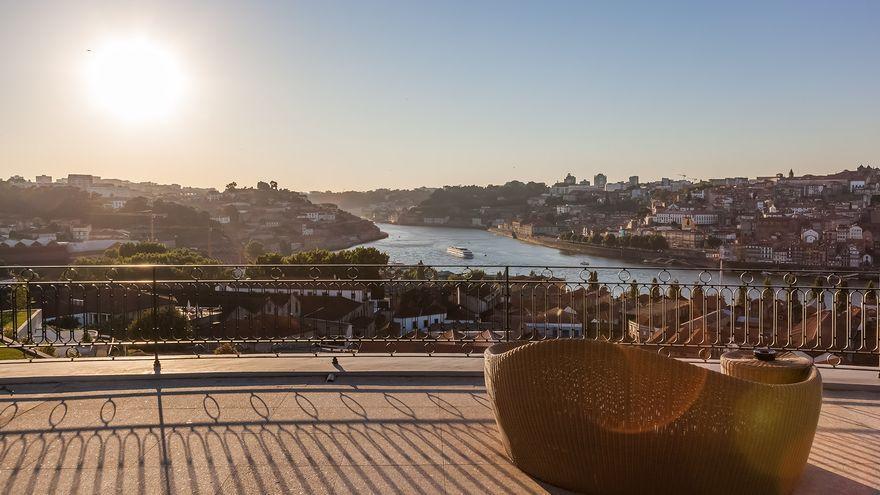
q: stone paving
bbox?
[0,374,877,494]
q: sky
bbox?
[1,0,879,191]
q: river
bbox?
[359,223,728,285]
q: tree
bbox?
[705,237,723,248]
[223,204,241,223]
[269,181,278,190]
[762,276,774,305]
[115,242,167,258]
[834,280,850,312]
[603,234,617,247]
[127,307,191,340]
[667,280,681,300]
[650,235,668,250]
[629,279,639,299]
[121,196,150,212]
[244,240,266,261]
[588,271,599,292]
[225,182,237,192]
[809,277,824,308]
[75,246,221,279]
[736,285,750,308]
[257,181,271,191]
[283,247,390,279]
[255,252,285,265]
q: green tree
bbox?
[121,196,150,212]
[127,307,191,341]
[809,277,824,308]
[736,285,750,308]
[834,280,850,312]
[629,279,639,299]
[114,242,167,258]
[244,240,266,261]
[667,280,681,300]
[587,271,599,292]
[761,276,774,305]
[282,247,390,279]
[603,234,618,247]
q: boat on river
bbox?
[446,246,474,259]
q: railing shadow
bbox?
[0,376,550,494]
[3,375,873,494]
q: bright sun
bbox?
[86,38,185,123]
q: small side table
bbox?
[721,349,813,384]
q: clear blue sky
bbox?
[1,0,878,190]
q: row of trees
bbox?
[252,247,390,279]
[560,231,669,250]
[420,181,548,209]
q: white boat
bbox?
[446,246,474,259]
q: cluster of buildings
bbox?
[493,167,880,268]
[191,184,384,255]
[7,173,209,205]
[0,174,384,264]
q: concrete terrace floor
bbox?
[0,361,877,494]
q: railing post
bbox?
[504,266,510,342]
[152,266,160,372]
[24,275,32,347]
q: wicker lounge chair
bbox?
[484,340,822,495]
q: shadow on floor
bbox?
[0,376,877,494]
[0,376,552,494]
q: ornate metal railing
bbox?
[0,264,878,368]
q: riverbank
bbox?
[325,229,389,251]
[486,227,717,268]
[486,227,879,276]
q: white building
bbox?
[651,209,718,225]
[849,225,863,240]
[849,180,866,192]
[394,308,447,333]
[422,217,449,225]
[801,229,820,244]
[70,225,92,241]
[304,211,336,222]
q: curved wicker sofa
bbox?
[484,340,822,495]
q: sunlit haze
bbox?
[85,38,185,123]
[1,1,878,190]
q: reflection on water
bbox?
[360,223,722,284]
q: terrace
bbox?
[1,264,879,493]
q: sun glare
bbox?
[86,38,185,123]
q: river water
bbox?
[360,223,726,285]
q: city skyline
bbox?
[2,1,879,191]
[8,166,860,193]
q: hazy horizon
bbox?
[2,1,879,191]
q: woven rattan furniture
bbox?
[484,340,822,495]
[721,349,813,384]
